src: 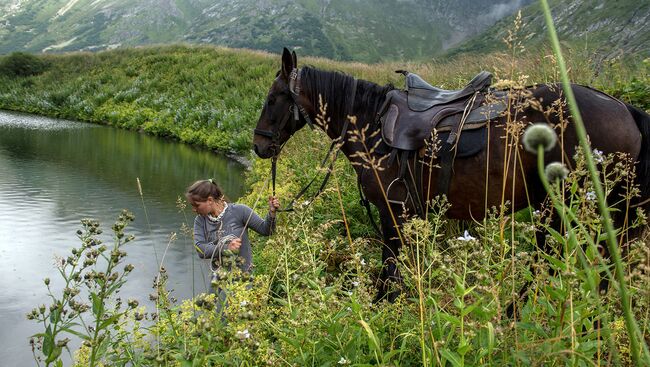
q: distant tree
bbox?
[0,52,49,77]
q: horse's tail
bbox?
[627,103,650,201]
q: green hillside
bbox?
[0,46,278,154]
[0,45,648,156]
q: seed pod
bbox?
[522,123,557,154]
[545,162,569,182]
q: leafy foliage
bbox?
[0,51,50,77]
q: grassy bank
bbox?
[0,44,648,155]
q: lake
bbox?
[0,110,247,366]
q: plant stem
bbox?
[539,0,649,364]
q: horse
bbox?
[253,48,650,302]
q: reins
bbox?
[270,68,358,212]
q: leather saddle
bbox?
[403,70,494,111]
[380,71,506,152]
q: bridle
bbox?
[254,67,357,211]
[253,68,316,151]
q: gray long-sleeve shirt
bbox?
[193,203,275,272]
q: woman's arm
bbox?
[193,216,225,259]
[240,205,276,236]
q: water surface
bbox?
[0,110,247,366]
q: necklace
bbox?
[207,202,228,223]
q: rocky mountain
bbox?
[0,0,532,62]
[449,0,650,59]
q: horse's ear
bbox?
[281,47,294,81]
[292,51,297,68]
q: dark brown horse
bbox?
[253,48,650,301]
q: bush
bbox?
[0,52,49,77]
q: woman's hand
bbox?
[268,196,280,216]
[228,238,241,252]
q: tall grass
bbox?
[539,0,649,363]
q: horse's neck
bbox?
[302,68,386,167]
[311,106,371,171]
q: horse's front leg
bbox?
[374,203,405,303]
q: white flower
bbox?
[457,230,476,241]
[533,210,541,217]
[360,258,366,266]
[593,149,604,164]
[235,329,250,340]
[351,281,360,287]
[586,191,596,201]
[338,357,350,365]
[240,300,249,307]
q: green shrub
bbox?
[0,52,49,77]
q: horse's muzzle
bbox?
[253,143,275,159]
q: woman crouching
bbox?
[186,179,279,294]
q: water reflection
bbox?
[0,110,247,366]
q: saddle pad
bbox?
[437,128,487,158]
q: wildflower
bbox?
[235,329,250,340]
[338,357,350,365]
[240,300,249,307]
[545,162,569,182]
[522,123,557,154]
[360,258,366,266]
[351,281,360,287]
[457,230,476,241]
[586,191,597,201]
[593,149,604,164]
[533,210,541,217]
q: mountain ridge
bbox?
[0,0,647,62]
[0,0,531,62]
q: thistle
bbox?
[522,123,557,154]
[544,162,569,182]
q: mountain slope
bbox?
[447,0,650,59]
[0,0,531,62]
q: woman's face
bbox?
[190,197,214,216]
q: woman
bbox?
[186,179,280,279]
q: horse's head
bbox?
[253,48,312,159]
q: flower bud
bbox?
[522,123,557,154]
[545,162,569,182]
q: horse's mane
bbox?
[301,66,395,128]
